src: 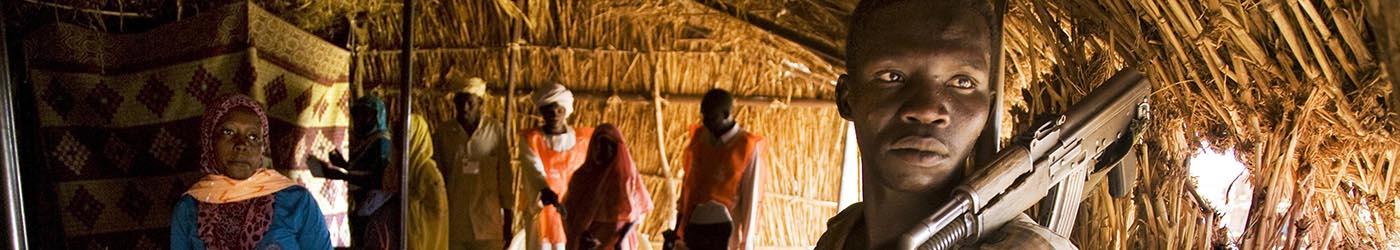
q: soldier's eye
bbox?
[948,75,977,89]
[874,71,903,83]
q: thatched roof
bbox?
[351,1,848,246]
[998,0,1400,248]
[11,0,1399,248]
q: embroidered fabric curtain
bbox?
[23,3,354,248]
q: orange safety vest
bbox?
[677,125,763,238]
[523,127,593,244]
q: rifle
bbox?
[896,68,1153,249]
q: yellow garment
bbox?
[434,117,513,242]
[185,168,296,204]
[406,115,450,250]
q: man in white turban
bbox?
[530,83,575,119]
[513,83,593,250]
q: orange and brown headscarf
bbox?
[185,94,296,249]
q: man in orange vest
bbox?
[517,83,593,250]
[673,89,765,250]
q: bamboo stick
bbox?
[20,0,154,17]
[650,55,676,230]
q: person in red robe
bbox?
[563,124,653,250]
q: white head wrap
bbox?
[532,83,574,116]
[446,77,488,98]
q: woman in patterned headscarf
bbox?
[563,124,653,250]
[170,94,332,249]
[315,95,393,246]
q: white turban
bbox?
[446,77,488,98]
[532,83,574,116]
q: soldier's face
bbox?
[839,1,992,192]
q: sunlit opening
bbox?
[1188,141,1252,240]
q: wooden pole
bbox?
[975,0,1008,166]
[690,0,843,68]
[381,88,834,108]
[347,13,366,98]
[362,45,835,90]
[1369,0,1400,114]
[493,88,833,108]
[651,60,676,230]
[505,41,519,220]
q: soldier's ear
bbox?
[836,74,854,120]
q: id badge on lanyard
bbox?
[459,148,480,174]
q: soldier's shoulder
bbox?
[974,214,1078,250]
[815,203,866,250]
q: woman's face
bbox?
[351,104,378,135]
[589,138,617,166]
[215,108,265,179]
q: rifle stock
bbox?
[897,68,1152,249]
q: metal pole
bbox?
[399,0,413,248]
[0,6,30,249]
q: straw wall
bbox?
[355,0,847,246]
[1000,0,1399,248]
[14,0,1400,248]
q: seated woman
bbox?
[563,124,654,250]
[170,95,332,249]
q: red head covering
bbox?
[198,94,271,175]
[191,94,283,249]
[563,124,653,250]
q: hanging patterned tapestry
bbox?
[23,3,354,248]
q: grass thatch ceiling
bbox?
[11,0,1400,248]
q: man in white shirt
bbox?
[434,76,513,250]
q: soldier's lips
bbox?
[225,159,256,168]
[887,149,950,168]
[886,136,951,168]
